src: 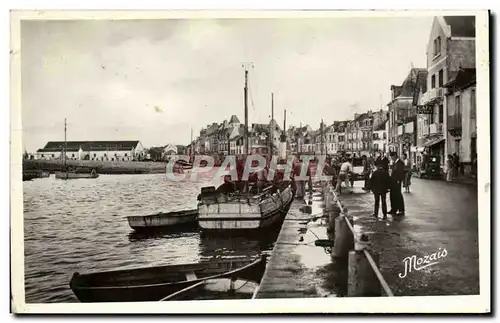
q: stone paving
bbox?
[341,178,480,296]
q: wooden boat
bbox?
[159,277,260,301]
[55,170,99,180]
[54,119,100,180]
[23,172,39,181]
[196,68,295,233]
[127,209,198,231]
[197,183,294,232]
[69,255,267,302]
[23,170,50,181]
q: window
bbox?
[374,143,379,150]
[383,132,387,139]
[438,70,444,87]
[125,153,128,157]
[439,104,444,123]
[41,154,44,158]
[471,88,476,118]
[52,154,55,158]
[433,36,441,57]
[94,153,97,157]
[431,74,436,88]
[71,154,75,158]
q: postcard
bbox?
[10,9,490,314]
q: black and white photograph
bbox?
[10,10,490,314]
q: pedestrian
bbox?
[389,151,405,216]
[293,157,305,198]
[336,157,353,194]
[376,151,390,172]
[446,155,454,182]
[362,155,371,191]
[370,165,391,218]
[402,153,412,193]
[453,153,460,179]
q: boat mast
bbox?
[320,118,324,156]
[244,69,249,156]
[64,118,67,169]
[190,127,194,160]
[270,93,274,159]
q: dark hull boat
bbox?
[55,171,99,180]
[69,255,267,302]
[23,170,50,181]
[127,209,198,232]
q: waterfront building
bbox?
[35,140,145,161]
[372,119,388,154]
[419,16,475,168]
[387,68,427,164]
[443,68,476,175]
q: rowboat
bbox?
[159,278,260,301]
[69,255,267,302]
[197,183,294,232]
[127,209,198,232]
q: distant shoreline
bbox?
[23,159,167,174]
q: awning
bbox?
[424,137,445,147]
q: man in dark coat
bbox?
[370,165,391,218]
[389,151,405,215]
[375,151,390,172]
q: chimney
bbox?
[354,113,359,120]
[368,110,372,117]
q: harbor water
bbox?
[23,171,278,303]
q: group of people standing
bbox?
[370,151,411,218]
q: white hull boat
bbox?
[127,209,198,231]
[197,184,294,232]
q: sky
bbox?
[21,16,434,152]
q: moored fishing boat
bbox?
[55,119,100,180]
[23,170,51,181]
[69,255,267,302]
[55,169,99,180]
[196,66,295,233]
[127,209,198,231]
[197,183,294,232]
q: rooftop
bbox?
[443,16,476,38]
[37,140,141,153]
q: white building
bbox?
[35,140,144,161]
[372,120,388,153]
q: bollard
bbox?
[327,203,340,236]
[347,240,381,297]
[331,215,354,259]
[325,190,332,211]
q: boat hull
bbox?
[197,184,294,232]
[69,256,266,302]
[55,171,99,180]
[127,209,198,231]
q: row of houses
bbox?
[187,115,282,157]
[187,109,390,158]
[387,15,476,174]
[284,109,389,157]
